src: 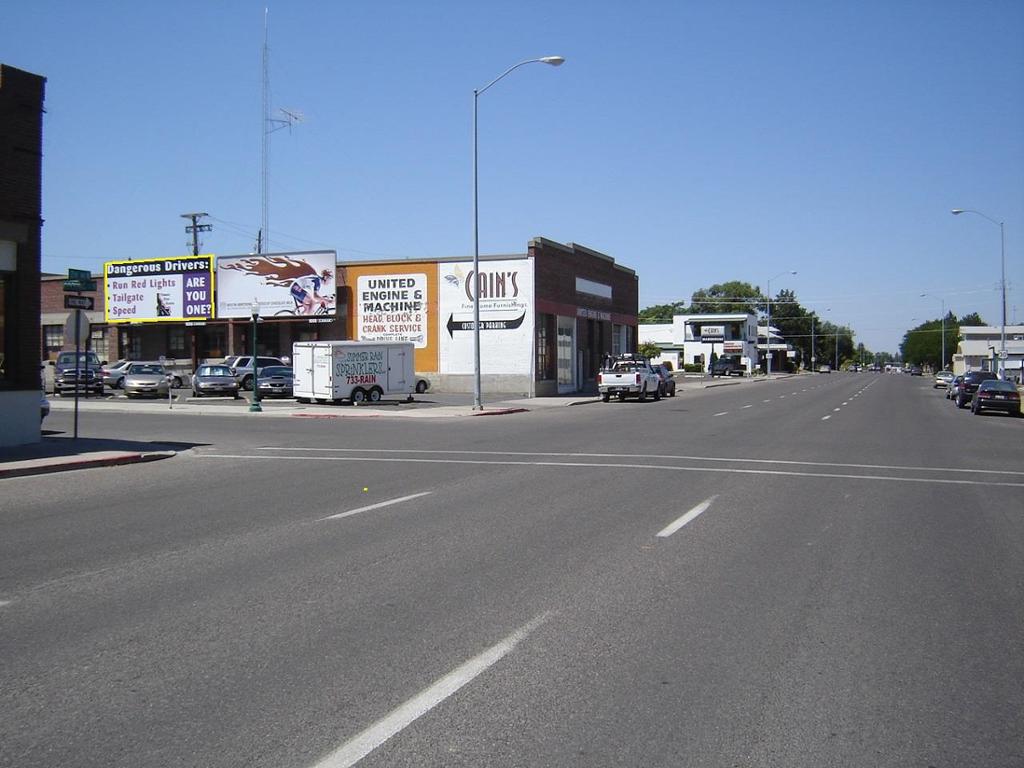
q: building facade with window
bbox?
[39,237,638,397]
[0,65,46,447]
[640,313,759,373]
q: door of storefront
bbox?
[557,316,575,393]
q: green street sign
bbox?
[63,279,97,293]
[68,268,91,281]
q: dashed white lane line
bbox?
[657,496,717,538]
[310,612,552,768]
[842,402,849,406]
[0,600,12,608]
[742,405,753,409]
[763,399,772,403]
[833,408,841,412]
[320,492,433,521]
[822,415,832,420]
[714,411,729,417]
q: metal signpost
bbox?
[63,269,95,439]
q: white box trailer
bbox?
[292,341,415,404]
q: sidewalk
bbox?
[0,436,178,480]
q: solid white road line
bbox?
[208,455,1024,488]
[320,492,433,521]
[657,496,717,538]
[258,448,1024,478]
[309,612,552,768]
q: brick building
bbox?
[40,237,639,396]
[1,64,46,447]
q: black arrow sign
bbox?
[447,311,526,338]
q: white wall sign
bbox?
[700,325,725,341]
[356,273,427,348]
[216,251,337,318]
[438,259,534,375]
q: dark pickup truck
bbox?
[710,358,745,377]
[53,350,104,396]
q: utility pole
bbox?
[181,212,211,256]
[180,212,211,374]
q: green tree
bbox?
[900,311,986,368]
[686,281,763,314]
[637,341,662,360]
[638,302,687,323]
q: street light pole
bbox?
[920,293,946,371]
[952,208,1006,377]
[473,55,564,410]
[765,270,796,378]
[249,301,262,413]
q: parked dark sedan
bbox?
[955,370,998,408]
[256,366,294,398]
[970,379,1021,417]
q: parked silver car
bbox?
[101,359,133,389]
[191,364,240,398]
[255,365,294,398]
[123,362,171,398]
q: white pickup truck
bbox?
[597,356,661,402]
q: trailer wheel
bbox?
[415,379,428,394]
[368,387,383,402]
[351,387,367,404]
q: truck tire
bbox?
[601,393,610,402]
[653,387,661,401]
[617,392,626,401]
[638,386,647,402]
[351,387,367,404]
[369,387,383,402]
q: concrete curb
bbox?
[0,450,176,480]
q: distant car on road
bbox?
[970,379,1021,417]
[909,366,923,376]
[650,364,677,396]
[817,364,831,374]
[934,370,954,389]
[256,366,294,398]
[123,362,171,399]
[191,364,240,398]
[954,370,999,408]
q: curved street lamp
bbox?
[472,56,564,410]
[952,208,1006,377]
[765,270,796,378]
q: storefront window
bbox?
[90,328,109,363]
[536,314,555,380]
[168,327,186,358]
[43,325,63,359]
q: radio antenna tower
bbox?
[260,7,302,253]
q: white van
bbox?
[292,341,415,404]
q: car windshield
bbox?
[129,364,164,375]
[198,366,232,377]
[57,352,100,365]
[260,366,292,377]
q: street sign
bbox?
[63,310,91,347]
[64,294,95,310]
[63,279,97,293]
[999,350,1008,359]
[68,268,91,281]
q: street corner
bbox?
[0,448,176,480]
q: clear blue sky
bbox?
[4,0,1022,353]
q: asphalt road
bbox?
[3,374,1022,767]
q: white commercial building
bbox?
[952,325,1024,381]
[640,313,759,373]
